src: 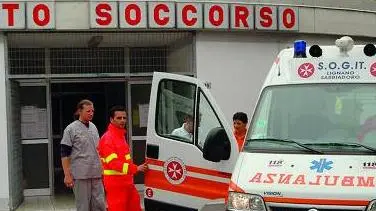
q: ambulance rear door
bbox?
[144,72,239,211]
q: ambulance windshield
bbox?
[246,84,376,154]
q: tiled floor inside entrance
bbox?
[16,192,144,211]
[16,195,76,211]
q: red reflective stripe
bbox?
[186,165,231,179]
[146,158,164,166]
[229,181,245,193]
[264,197,369,206]
[146,158,231,179]
[145,169,228,199]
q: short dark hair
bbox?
[184,114,193,122]
[109,105,126,118]
[233,112,248,124]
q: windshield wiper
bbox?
[305,142,376,154]
[248,138,323,154]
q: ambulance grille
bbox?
[269,207,361,211]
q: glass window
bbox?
[156,80,196,143]
[197,90,224,149]
[246,84,376,154]
[20,86,47,140]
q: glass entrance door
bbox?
[20,82,51,196]
[127,81,152,187]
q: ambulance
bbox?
[143,36,376,211]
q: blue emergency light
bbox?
[294,40,307,58]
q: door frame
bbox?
[127,80,152,190]
[19,81,52,196]
[49,78,128,195]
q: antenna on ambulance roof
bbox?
[335,36,354,57]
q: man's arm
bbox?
[60,126,74,188]
[61,144,73,187]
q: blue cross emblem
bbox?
[310,159,333,173]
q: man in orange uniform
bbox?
[97,106,148,211]
[233,112,248,151]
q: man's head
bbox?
[183,115,194,134]
[233,112,248,131]
[109,106,127,129]
[76,99,94,122]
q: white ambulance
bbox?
[144,36,376,211]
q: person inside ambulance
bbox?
[357,113,376,143]
[232,112,248,151]
[171,114,193,141]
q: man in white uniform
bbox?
[171,115,193,141]
[60,99,106,211]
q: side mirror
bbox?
[203,127,231,162]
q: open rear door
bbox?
[144,72,239,211]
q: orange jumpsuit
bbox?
[234,128,247,151]
[97,123,140,211]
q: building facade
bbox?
[0,0,374,210]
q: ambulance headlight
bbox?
[367,200,376,211]
[228,192,266,211]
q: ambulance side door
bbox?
[144,72,239,211]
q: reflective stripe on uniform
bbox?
[104,153,118,163]
[102,163,129,175]
[125,154,131,160]
[122,163,129,174]
[103,170,125,175]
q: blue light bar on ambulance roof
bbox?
[294,40,307,58]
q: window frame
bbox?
[195,87,227,151]
[155,79,197,144]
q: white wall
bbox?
[0,34,9,210]
[196,32,280,123]
[167,42,194,74]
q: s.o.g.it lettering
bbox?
[318,61,367,71]
[318,61,366,80]
[249,173,375,187]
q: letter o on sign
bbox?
[27,2,55,29]
[278,7,298,31]
[120,2,147,28]
[204,4,229,29]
